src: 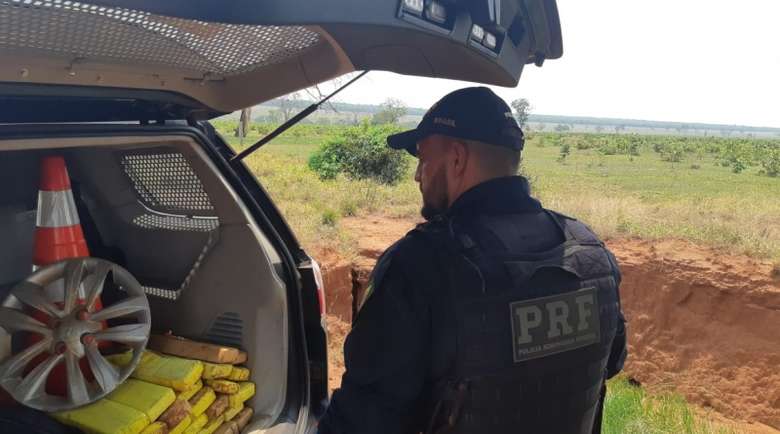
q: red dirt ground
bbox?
[317,216,780,433]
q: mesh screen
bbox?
[121,152,214,214]
[121,151,219,300]
[133,214,219,232]
[142,285,179,300]
[0,0,321,76]
[135,224,218,300]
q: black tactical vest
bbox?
[418,210,622,434]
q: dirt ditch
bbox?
[318,216,780,432]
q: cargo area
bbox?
[0,133,291,432]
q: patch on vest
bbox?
[510,287,600,363]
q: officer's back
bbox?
[318,87,626,434]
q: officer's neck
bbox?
[446,171,508,209]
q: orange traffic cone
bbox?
[32,156,90,270]
[26,156,104,396]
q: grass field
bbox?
[603,377,734,434]
[223,126,780,263]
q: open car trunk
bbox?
[0,0,562,122]
[0,129,295,432]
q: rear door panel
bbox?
[0,0,561,114]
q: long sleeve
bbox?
[605,249,627,378]
[318,243,432,434]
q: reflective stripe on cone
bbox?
[36,190,80,228]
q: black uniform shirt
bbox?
[318,176,626,434]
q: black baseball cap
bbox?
[387,86,525,156]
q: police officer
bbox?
[318,87,627,434]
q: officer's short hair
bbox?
[460,138,522,175]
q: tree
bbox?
[266,109,282,124]
[277,91,301,122]
[510,98,531,129]
[371,98,407,125]
[235,107,252,138]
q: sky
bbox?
[326,0,780,128]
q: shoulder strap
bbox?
[544,209,603,246]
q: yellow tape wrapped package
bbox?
[200,414,226,434]
[53,399,149,434]
[226,367,250,382]
[229,382,256,408]
[178,379,204,401]
[53,349,254,434]
[107,350,204,392]
[202,362,233,380]
[189,386,217,417]
[107,379,176,422]
[169,414,193,434]
[140,421,168,434]
[206,380,239,395]
[223,405,243,422]
[183,413,208,434]
[134,352,204,391]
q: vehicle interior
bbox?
[0,135,291,430]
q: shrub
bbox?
[575,140,592,150]
[718,141,755,174]
[557,143,571,163]
[625,138,641,157]
[308,140,351,180]
[759,145,780,177]
[659,143,685,163]
[731,159,747,174]
[321,209,339,226]
[340,201,358,217]
[308,122,410,185]
[597,142,620,156]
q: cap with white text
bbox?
[387,86,524,156]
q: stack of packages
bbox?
[52,335,256,434]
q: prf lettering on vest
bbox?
[510,287,601,363]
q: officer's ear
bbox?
[449,139,470,177]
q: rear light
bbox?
[425,1,447,24]
[483,32,497,50]
[311,259,326,316]
[399,0,452,31]
[470,24,485,42]
[402,0,424,15]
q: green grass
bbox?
[524,136,780,260]
[603,377,734,434]
[231,136,419,256]
[223,127,780,262]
